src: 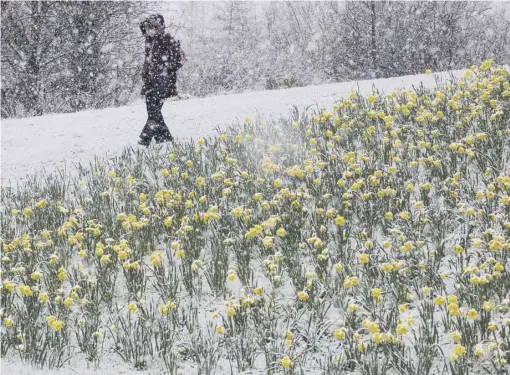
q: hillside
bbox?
[1,70,463,187]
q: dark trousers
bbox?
[140,91,172,142]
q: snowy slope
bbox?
[1,70,463,187]
[0,70,470,374]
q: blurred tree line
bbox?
[2,1,509,118]
[180,1,510,95]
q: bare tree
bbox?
[1,1,151,117]
[1,1,62,116]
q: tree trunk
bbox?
[370,0,377,77]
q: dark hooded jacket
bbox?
[140,15,182,98]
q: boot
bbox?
[155,132,174,144]
[138,137,151,146]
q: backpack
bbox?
[171,38,185,70]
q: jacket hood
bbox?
[139,14,165,36]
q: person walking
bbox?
[138,14,182,146]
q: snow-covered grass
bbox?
[1,63,509,375]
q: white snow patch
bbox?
[100,43,115,53]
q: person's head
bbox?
[140,14,165,37]
[146,25,157,37]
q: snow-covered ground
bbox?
[1,359,166,375]
[0,70,464,188]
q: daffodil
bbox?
[63,298,73,309]
[359,253,370,264]
[149,251,163,267]
[482,300,495,312]
[100,254,111,265]
[127,303,138,314]
[18,284,32,297]
[474,345,485,357]
[451,331,462,342]
[434,296,446,306]
[334,329,346,340]
[51,320,64,332]
[4,317,14,327]
[334,215,346,226]
[39,292,49,303]
[57,267,67,281]
[467,309,479,320]
[281,356,293,368]
[454,344,466,357]
[297,290,309,302]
